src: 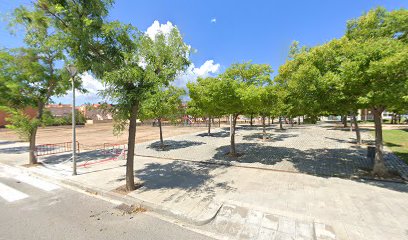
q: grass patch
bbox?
[382,129,408,164]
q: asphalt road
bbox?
[0,174,213,240]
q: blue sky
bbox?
[0,0,407,104]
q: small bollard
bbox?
[367,146,376,169]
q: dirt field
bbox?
[0,123,208,149]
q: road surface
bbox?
[0,171,213,240]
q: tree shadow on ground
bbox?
[220,125,276,132]
[324,137,353,144]
[323,126,372,133]
[212,143,408,193]
[41,150,120,165]
[213,143,300,165]
[147,140,205,151]
[0,146,28,154]
[357,178,408,192]
[242,133,298,142]
[134,161,235,202]
[238,125,277,131]
[197,131,229,138]
[0,140,22,145]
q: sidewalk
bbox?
[1,135,408,240]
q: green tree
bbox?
[7,0,117,165]
[187,76,225,135]
[101,27,190,191]
[140,86,185,148]
[277,8,408,175]
[27,0,190,190]
[238,84,277,140]
[345,8,408,175]
[219,62,272,155]
[0,40,73,165]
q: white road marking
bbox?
[0,182,28,202]
[14,175,60,192]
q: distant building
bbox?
[78,104,113,123]
[45,104,73,117]
[358,109,393,121]
[320,109,395,122]
[0,107,37,127]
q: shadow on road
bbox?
[242,133,298,142]
[211,143,408,193]
[134,161,235,202]
[0,146,28,154]
[197,131,229,138]
[147,140,205,151]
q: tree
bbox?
[238,84,277,141]
[277,8,408,176]
[345,8,408,175]
[187,77,225,135]
[0,2,77,165]
[25,0,190,190]
[101,26,190,191]
[276,38,365,141]
[140,86,185,148]
[219,61,272,156]
[28,0,119,76]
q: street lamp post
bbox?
[66,64,78,175]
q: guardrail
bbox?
[35,141,80,157]
[78,143,127,168]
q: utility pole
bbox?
[66,64,78,175]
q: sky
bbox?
[0,0,407,104]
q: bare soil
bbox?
[0,123,207,148]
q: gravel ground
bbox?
[134,123,408,179]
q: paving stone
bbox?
[134,124,408,179]
[239,224,261,240]
[258,227,277,240]
[295,222,314,239]
[274,231,296,240]
[246,210,264,225]
[223,221,243,237]
[315,222,336,240]
[278,217,296,235]
[261,213,279,230]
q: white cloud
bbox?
[146,20,175,40]
[54,21,221,104]
[52,72,104,105]
[211,18,217,23]
[78,72,104,96]
[173,60,221,88]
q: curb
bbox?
[1,162,222,226]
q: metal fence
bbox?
[35,141,80,157]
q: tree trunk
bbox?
[268,116,270,126]
[352,113,362,145]
[262,116,266,142]
[218,117,221,127]
[271,116,274,124]
[230,114,238,156]
[372,107,388,176]
[126,104,138,191]
[29,102,45,165]
[158,118,164,148]
[350,113,353,132]
[279,116,283,130]
[290,118,294,127]
[250,114,253,126]
[342,115,348,127]
[28,128,38,165]
[207,115,211,136]
[297,116,300,125]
